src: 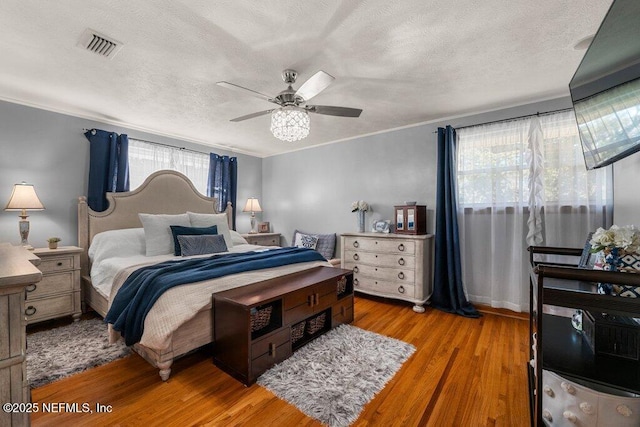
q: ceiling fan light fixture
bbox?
[270,107,310,142]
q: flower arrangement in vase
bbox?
[590,225,640,296]
[351,200,369,233]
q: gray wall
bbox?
[0,100,262,248]
[613,152,640,226]
[262,97,581,256]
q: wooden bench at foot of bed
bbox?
[213,266,354,386]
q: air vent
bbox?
[77,28,123,59]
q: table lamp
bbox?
[242,198,262,234]
[4,182,45,249]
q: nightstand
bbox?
[241,232,281,246]
[26,246,82,324]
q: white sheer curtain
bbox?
[457,111,612,312]
[128,139,210,195]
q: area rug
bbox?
[26,317,131,388]
[257,324,416,427]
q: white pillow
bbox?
[139,213,191,256]
[187,211,234,249]
[88,228,146,265]
[230,230,248,245]
[293,232,319,250]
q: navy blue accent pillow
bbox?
[169,225,218,256]
[177,234,228,256]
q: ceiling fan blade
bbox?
[230,109,274,122]
[295,71,335,101]
[216,81,275,103]
[307,105,362,117]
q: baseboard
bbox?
[475,304,529,320]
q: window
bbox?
[128,139,209,195]
[457,110,611,208]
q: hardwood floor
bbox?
[31,295,530,426]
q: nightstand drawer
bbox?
[25,272,74,300]
[24,293,74,322]
[39,255,75,273]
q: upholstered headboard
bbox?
[77,169,232,278]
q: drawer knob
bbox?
[398,258,405,266]
[353,266,359,273]
[398,272,405,280]
[354,278,359,287]
[25,306,37,316]
[560,381,576,395]
[269,343,277,358]
[353,254,359,261]
[617,404,632,417]
[398,243,405,251]
[353,241,359,248]
[563,411,577,423]
[57,262,63,266]
[398,286,405,294]
[26,284,37,293]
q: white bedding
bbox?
[91,238,331,351]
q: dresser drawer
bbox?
[25,272,74,300]
[24,293,74,323]
[39,255,75,273]
[344,237,415,255]
[354,276,416,298]
[344,263,415,284]
[344,250,416,269]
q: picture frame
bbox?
[258,222,270,233]
[372,220,391,234]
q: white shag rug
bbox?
[257,324,416,427]
[26,317,131,388]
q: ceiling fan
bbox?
[217,69,362,142]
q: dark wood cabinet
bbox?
[529,247,640,426]
[213,266,354,385]
[394,205,427,235]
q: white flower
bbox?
[351,200,369,212]
[590,224,640,254]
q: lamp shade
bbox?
[242,198,262,213]
[5,182,45,211]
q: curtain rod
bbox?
[83,128,210,156]
[433,107,574,133]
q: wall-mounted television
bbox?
[569,0,640,170]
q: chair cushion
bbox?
[292,229,336,260]
[293,232,319,250]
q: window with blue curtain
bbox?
[84,129,129,212]
[208,154,238,229]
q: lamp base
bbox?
[249,215,258,234]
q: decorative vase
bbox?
[357,210,366,233]
[598,248,622,295]
[48,242,58,250]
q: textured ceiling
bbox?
[0,0,613,157]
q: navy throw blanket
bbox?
[105,247,326,346]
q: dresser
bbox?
[241,232,281,246]
[26,246,82,324]
[341,232,433,312]
[0,244,42,427]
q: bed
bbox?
[78,170,331,380]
